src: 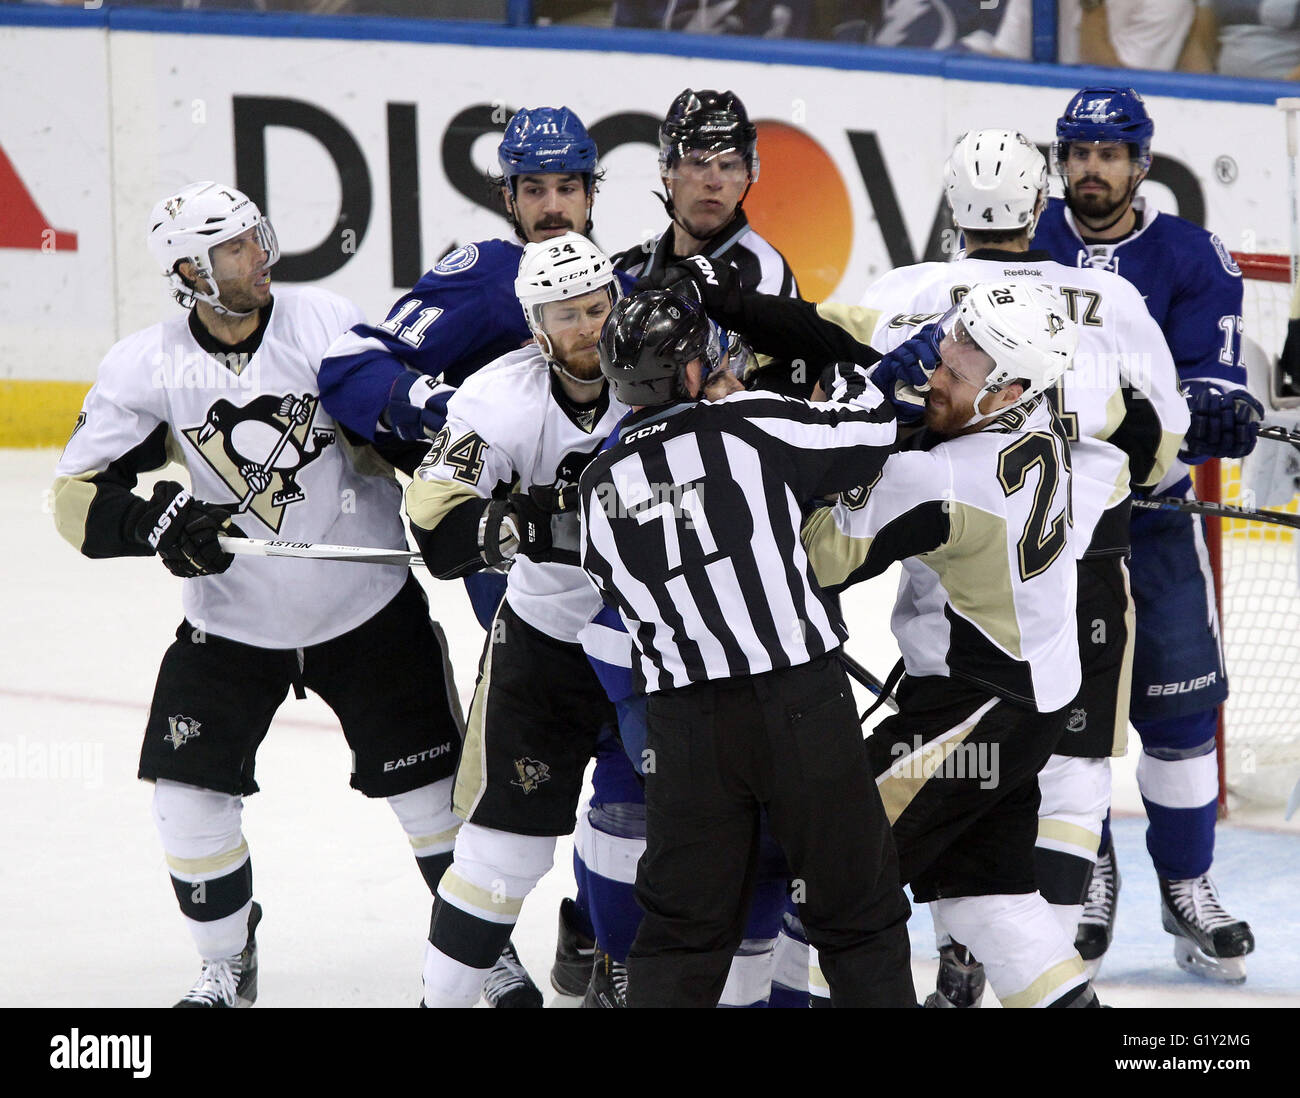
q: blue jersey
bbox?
[1032,197,1246,390]
[319,239,634,440]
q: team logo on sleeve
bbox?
[511,757,550,794]
[433,244,479,275]
[1209,234,1242,277]
[182,393,335,532]
[165,715,201,750]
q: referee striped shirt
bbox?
[614,210,799,299]
[578,383,896,694]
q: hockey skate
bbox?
[1159,874,1255,984]
[482,940,543,1008]
[582,950,628,1008]
[923,943,986,1008]
[174,901,261,1008]
[1075,846,1120,980]
[550,897,596,997]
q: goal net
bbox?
[1204,253,1300,809]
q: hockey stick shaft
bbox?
[1132,494,1300,531]
[1259,423,1300,450]
[838,651,900,714]
[218,535,424,567]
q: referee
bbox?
[577,290,915,1008]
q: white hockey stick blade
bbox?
[219,535,424,567]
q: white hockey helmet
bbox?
[147,181,280,313]
[515,231,619,367]
[955,282,1077,416]
[944,130,1048,236]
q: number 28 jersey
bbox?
[803,398,1081,713]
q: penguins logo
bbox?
[1046,312,1065,338]
[165,715,201,750]
[511,757,550,794]
[164,196,184,219]
[182,393,335,532]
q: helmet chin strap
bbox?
[657,175,753,250]
[550,360,603,389]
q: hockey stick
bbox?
[1259,422,1300,451]
[218,535,424,567]
[1132,494,1300,532]
[838,651,900,716]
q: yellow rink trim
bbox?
[0,380,89,448]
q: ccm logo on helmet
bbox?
[146,490,192,549]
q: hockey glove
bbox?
[868,324,941,424]
[385,373,455,442]
[638,255,744,320]
[134,481,245,579]
[816,360,871,404]
[478,489,580,568]
[1181,381,1264,460]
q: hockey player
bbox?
[405,234,628,1008]
[52,182,465,1007]
[800,282,1100,1007]
[851,130,1189,1003]
[578,290,914,1008]
[614,88,797,300]
[319,106,624,632]
[1033,87,1258,982]
[557,87,805,1005]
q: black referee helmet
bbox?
[599,290,713,407]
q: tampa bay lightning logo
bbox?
[1209,234,1242,278]
[433,244,479,275]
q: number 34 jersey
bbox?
[803,398,1081,713]
[53,287,409,649]
[405,347,628,644]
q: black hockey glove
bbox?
[1181,381,1264,460]
[637,255,744,320]
[478,488,580,568]
[133,480,245,578]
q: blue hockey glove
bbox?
[385,373,454,442]
[869,323,942,424]
[1181,381,1264,460]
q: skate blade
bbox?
[1081,955,1106,984]
[1172,938,1247,985]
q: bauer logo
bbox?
[433,244,479,275]
[1146,672,1218,696]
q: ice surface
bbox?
[3,450,1295,1007]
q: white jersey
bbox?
[859,251,1189,557]
[406,347,627,644]
[804,399,1081,712]
[54,287,408,649]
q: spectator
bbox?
[1181,1,1300,80]
[990,0,1196,71]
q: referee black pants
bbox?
[627,654,915,1007]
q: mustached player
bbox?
[1033,87,1258,983]
[52,182,464,1006]
[851,129,1188,1003]
[404,234,628,1007]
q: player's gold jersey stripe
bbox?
[998,955,1087,1009]
[164,840,250,877]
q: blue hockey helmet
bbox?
[1053,87,1153,174]
[497,107,599,193]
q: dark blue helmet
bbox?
[1054,87,1153,174]
[497,107,598,192]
